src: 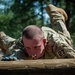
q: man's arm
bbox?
[47,31,75,58]
[0,31,16,54]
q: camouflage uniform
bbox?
[0,4,75,60]
[0,32,16,54]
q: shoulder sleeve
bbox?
[43,27,75,58]
[6,37,24,55]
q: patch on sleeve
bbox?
[56,49,67,58]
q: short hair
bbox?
[22,25,44,40]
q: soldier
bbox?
[1,4,75,60]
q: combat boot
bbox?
[45,4,68,23]
[0,32,16,54]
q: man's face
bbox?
[22,36,46,59]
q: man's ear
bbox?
[43,38,46,45]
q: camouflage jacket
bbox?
[1,26,75,60]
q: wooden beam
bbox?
[0,59,75,75]
[0,59,75,69]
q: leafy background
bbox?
[0,0,75,47]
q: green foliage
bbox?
[0,0,75,43]
[0,12,13,35]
